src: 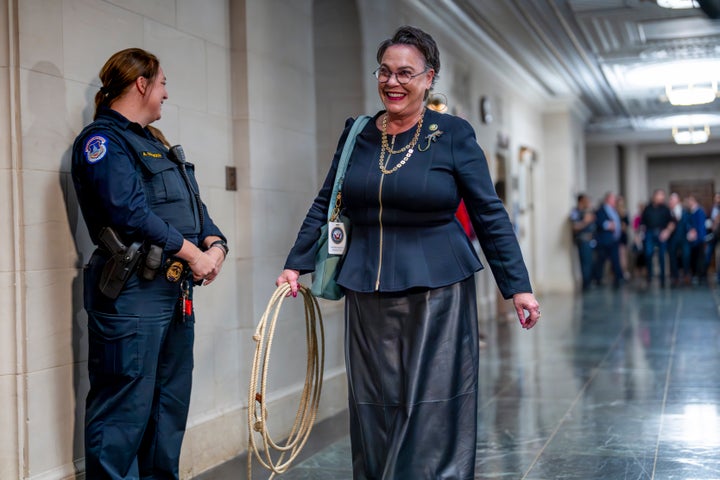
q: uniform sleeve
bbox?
[451,119,532,298]
[283,117,355,274]
[199,202,226,244]
[74,130,184,253]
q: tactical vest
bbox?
[82,118,201,237]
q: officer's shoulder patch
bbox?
[84,135,108,164]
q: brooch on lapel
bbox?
[418,126,443,152]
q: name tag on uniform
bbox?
[328,221,347,255]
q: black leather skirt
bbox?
[344,276,479,480]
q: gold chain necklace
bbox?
[379,108,425,175]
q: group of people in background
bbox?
[571,189,720,291]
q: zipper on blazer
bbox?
[375,171,385,291]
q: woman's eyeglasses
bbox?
[373,67,429,85]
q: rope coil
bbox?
[247,283,325,479]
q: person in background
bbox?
[686,195,708,283]
[570,193,596,291]
[641,189,675,288]
[667,192,690,287]
[705,192,720,283]
[617,195,630,279]
[632,202,647,281]
[593,192,623,288]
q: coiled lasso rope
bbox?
[247,283,325,479]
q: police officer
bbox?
[71,48,227,479]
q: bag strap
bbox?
[328,115,371,221]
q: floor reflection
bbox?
[202,286,720,479]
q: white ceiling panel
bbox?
[434,0,720,134]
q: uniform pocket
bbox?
[87,311,142,378]
[138,156,185,203]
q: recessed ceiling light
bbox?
[672,125,710,144]
[643,113,720,129]
[625,60,720,87]
[666,82,717,106]
[657,0,699,8]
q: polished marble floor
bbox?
[199,286,720,479]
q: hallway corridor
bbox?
[204,286,720,479]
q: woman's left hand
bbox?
[201,247,226,286]
[512,292,540,330]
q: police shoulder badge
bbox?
[85,135,108,163]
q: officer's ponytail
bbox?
[147,125,171,148]
[94,48,161,120]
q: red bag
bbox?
[456,200,475,240]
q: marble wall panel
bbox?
[0,373,19,480]
[18,0,64,76]
[62,0,144,85]
[177,0,229,47]
[107,0,176,26]
[144,19,208,113]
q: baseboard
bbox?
[26,460,83,480]
[180,368,348,479]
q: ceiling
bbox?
[422,0,720,140]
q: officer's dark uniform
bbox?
[72,106,226,479]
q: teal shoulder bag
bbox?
[311,115,371,300]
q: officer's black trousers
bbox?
[83,251,194,480]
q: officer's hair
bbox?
[94,48,161,120]
[95,48,170,146]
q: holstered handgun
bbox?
[98,227,143,299]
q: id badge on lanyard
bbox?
[328,221,347,255]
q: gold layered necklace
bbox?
[379,108,425,175]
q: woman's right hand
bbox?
[276,269,300,297]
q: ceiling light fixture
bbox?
[656,0,698,8]
[625,60,720,88]
[666,82,718,106]
[672,125,710,144]
[644,113,720,130]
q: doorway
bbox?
[648,154,720,215]
[668,180,715,214]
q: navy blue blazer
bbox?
[284,109,532,298]
[594,204,620,247]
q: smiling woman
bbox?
[277,25,540,480]
[374,26,438,127]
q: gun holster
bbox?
[98,227,144,299]
[139,244,163,281]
